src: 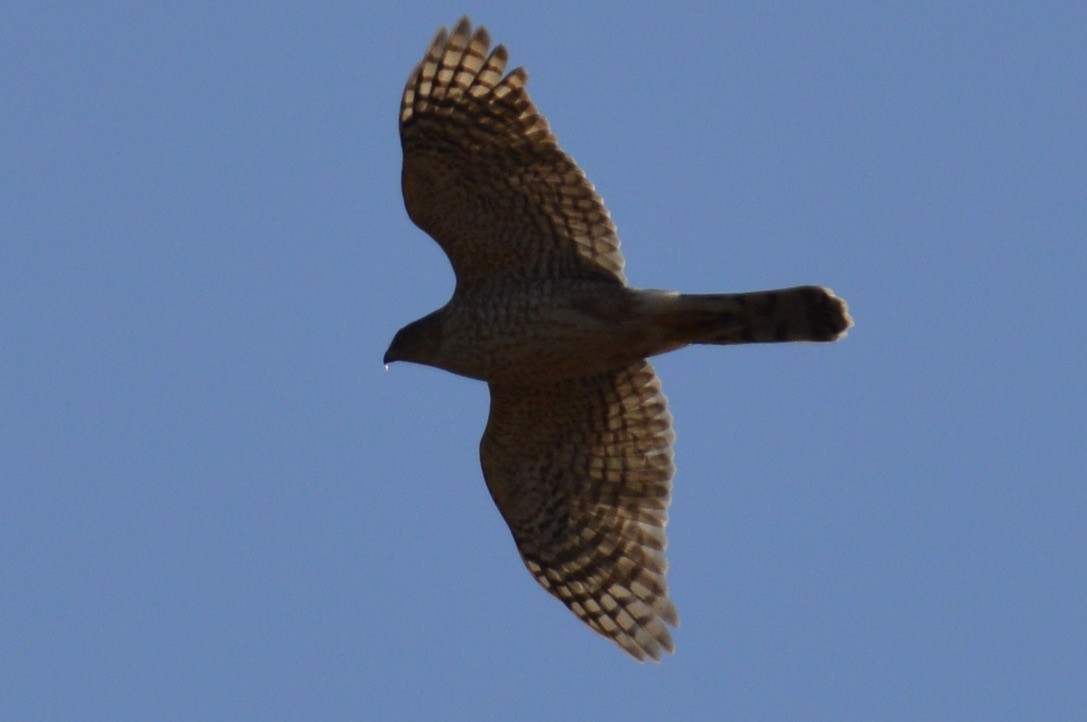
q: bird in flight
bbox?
[385,17,852,661]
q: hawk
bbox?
[384,17,852,661]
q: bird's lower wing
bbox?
[480,360,679,661]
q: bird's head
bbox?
[384,311,444,367]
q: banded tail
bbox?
[657,285,852,347]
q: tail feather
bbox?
[662,285,852,346]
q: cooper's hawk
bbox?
[385,17,852,661]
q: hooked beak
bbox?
[383,340,399,366]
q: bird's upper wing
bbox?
[399,17,627,287]
[480,360,678,661]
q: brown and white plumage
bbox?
[386,17,852,661]
[400,18,625,286]
[482,361,678,660]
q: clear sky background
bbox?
[3,2,1084,720]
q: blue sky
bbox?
[3,2,1085,719]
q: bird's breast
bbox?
[438,281,652,384]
